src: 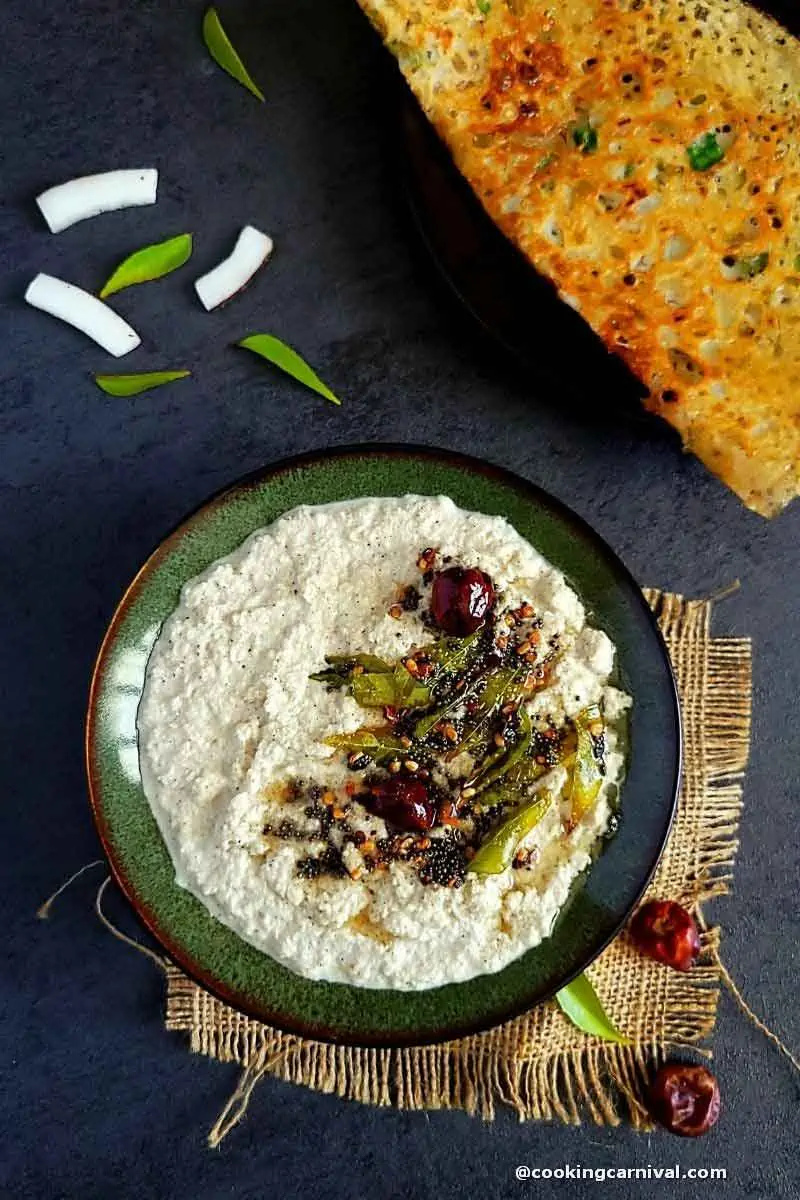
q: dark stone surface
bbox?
[2,1,798,1197]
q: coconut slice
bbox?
[194,225,273,311]
[25,274,142,357]
[36,169,158,234]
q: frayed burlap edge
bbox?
[164,590,751,1131]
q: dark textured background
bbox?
[3,1,799,1196]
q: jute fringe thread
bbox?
[41,590,797,1144]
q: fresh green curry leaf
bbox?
[202,7,265,102]
[238,334,340,405]
[99,234,193,299]
[556,974,630,1044]
[94,370,191,397]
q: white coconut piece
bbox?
[25,273,142,357]
[36,169,158,234]
[194,225,273,311]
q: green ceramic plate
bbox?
[86,445,680,1046]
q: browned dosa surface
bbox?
[358,0,800,515]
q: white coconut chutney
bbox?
[137,495,630,989]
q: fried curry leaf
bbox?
[327,654,393,672]
[409,632,486,735]
[99,233,193,299]
[392,664,432,708]
[94,370,191,397]
[320,628,493,742]
[323,728,408,763]
[414,678,481,740]
[426,629,485,676]
[686,131,724,171]
[468,789,553,876]
[452,667,526,756]
[478,756,548,810]
[348,666,430,709]
[310,653,394,688]
[202,7,265,102]
[479,666,526,710]
[468,707,533,793]
[312,655,430,709]
[555,974,630,1044]
[415,698,455,739]
[567,705,605,821]
[238,334,340,405]
[350,673,402,708]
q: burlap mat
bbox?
[164,590,751,1130]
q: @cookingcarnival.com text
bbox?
[514,1163,726,1182]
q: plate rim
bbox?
[86,443,682,1047]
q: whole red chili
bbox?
[430,566,495,637]
[649,1063,721,1137]
[364,775,438,832]
[629,899,701,971]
